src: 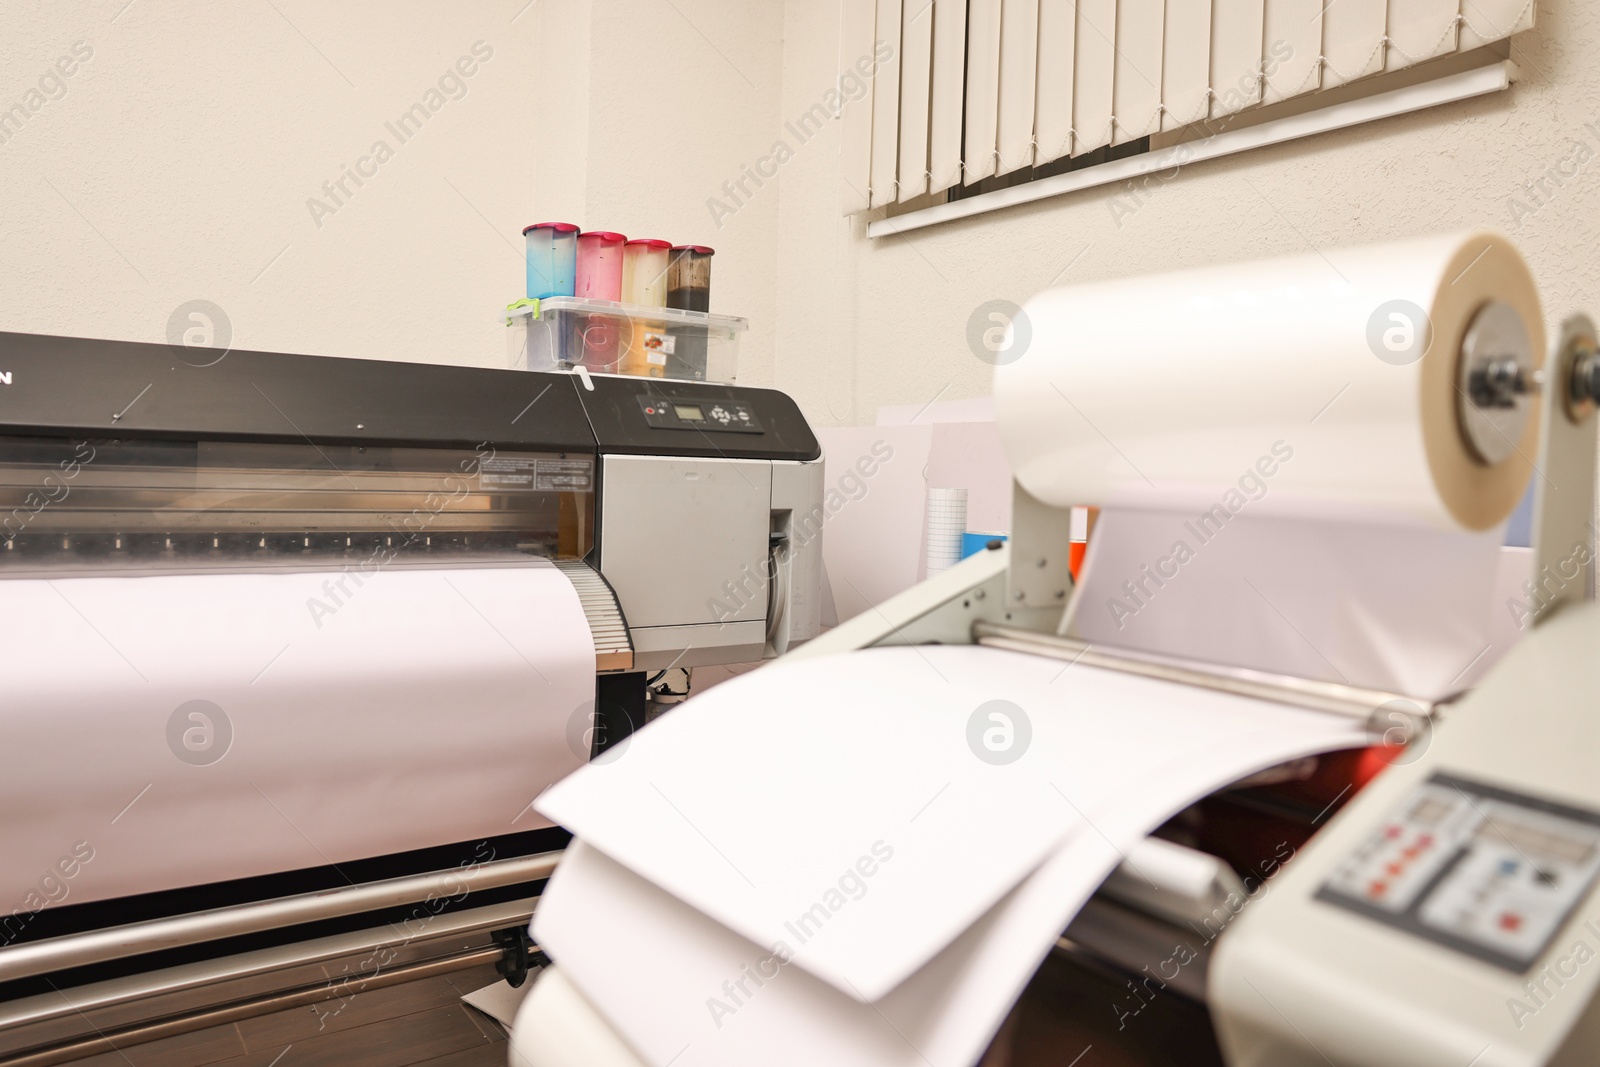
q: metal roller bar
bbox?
[0,899,537,1038]
[973,621,1438,725]
[0,945,508,1067]
[0,851,562,985]
[553,558,635,671]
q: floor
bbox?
[980,948,1227,1067]
[65,964,512,1067]
[58,949,1222,1066]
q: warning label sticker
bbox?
[479,456,593,492]
[535,458,593,491]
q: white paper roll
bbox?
[993,231,1544,531]
[0,562,595,909]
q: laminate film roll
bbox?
[993,231,1545,531]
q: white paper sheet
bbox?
[534,646,1368,1067]
[535,644,1369,1007]
[0,563,595,909]
[1064,509,1506,699]
[463,977,536,1032]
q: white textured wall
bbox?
[771,1,1600,428]
[0,2,541,365]
[0,0,786,379]
[532,0,786,384]
[6,0,1595,413]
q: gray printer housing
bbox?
[0,332,826,670]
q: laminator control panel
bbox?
[1317,774,1600,971]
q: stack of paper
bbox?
[532,644,1369,1066]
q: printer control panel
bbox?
[1317,774,1600,971]
[638,395,764,434]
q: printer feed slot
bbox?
[0,435,594,571]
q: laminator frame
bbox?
[1207,319,1600,1067]
[781,313,1600,1066]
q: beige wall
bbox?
[6,0,1595,421]
[0,1,554,366]
[0,0,786,379]
[770,1,1600,429]
[532,0,786,385]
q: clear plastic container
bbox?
[504,297,746,383]
[622,239,672,378]
[522,222,579,299]
[621,239,672,307]
[575,232,626,301]
[667,244,714,312]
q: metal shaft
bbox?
[973,621,1436,725]
[0,851,562,985]
[0,946,508,1067]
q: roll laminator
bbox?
[0,331,824,1065]
[511,246,1600,1067]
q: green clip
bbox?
[504,297,541,325]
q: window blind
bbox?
[1113,0,1164,144]
[1262,0,1324,106]
[996,0,1041,174]
[928,0,969,194]
[1072,0,1117,154]
[869,0,904,207]
[1210,0,1265,119]
[1161,0,1213,131]
[1033,0,1078,164]
[843,0,1537,214]
[898,1,935,200]
[962,0,1004,183]
[840,0,877,214]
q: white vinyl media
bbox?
[923,486,967,575]
[533,645,1369,1067]
[0,563,596,908]
[996,231,1544,697]
[993,231,1544,531]
[1066,509,1507,699]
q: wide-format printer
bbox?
[0,330,822,1066]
